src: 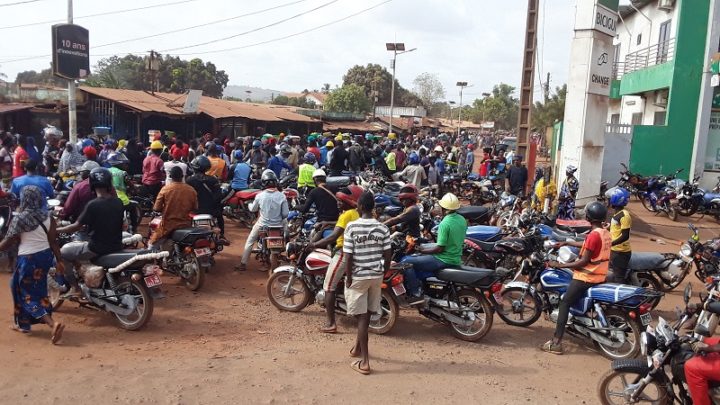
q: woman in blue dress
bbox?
[0,185,65,343]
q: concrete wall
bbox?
[614,1,678,62]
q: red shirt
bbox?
[582,230,602,259]
[170,144,190,159]
[12,146,28,178]
[308,147,321,162]
[142,154,164,185]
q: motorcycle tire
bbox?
[597,367,669,405]
[635,273,662,309]
[369,290,398,335]
[113,276,154,331]
[592,308,642,360]
[266,271,311,312]
[677,200,698,217]
[640,195,657,213]
[183,255,205,291]
[448,288,494,342]
[495,286,542,327]
[667,206,678,222]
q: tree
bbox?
[82,54,229,98]
[464,83,519,130]
[321,83,331,94]
[271,95,316,109]
[532,84,567,129]
[325,84,371,114]
[14,65,67,87]
[342,64,422,107]
[412,73,445,108]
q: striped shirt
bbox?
[343,218,391,279]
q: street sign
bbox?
[588,41,613,96]
[183,90,203,114]
[575,1,618,37]
[51,23,89,80]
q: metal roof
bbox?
[79,86,319,123]
[0,103,34,114]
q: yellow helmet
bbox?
[388,132,397,140]
[335,134,343,142]
[150,140,163,150]
[326,141,334,148]
[438,193,461,211]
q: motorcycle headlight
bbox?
[680,243,693,257]
[640,332,657,357]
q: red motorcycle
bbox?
[266,240,400,334]
[223,188,300,228]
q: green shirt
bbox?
[434,212,467,265]
[108,166,129,205]
[385,152,396,171]
[298,164,316,188]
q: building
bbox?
[282,91,328,109]
[606,0,719,187]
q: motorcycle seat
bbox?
[457,206,490,221]
[629,252,672,270]
[236,189,260,200]
[436,266,496,285]
[555,219,591,233]
[171,227,213,243]
[466,225,502,241]
[551,229,585,243]
[465,238,498,252]
[92,249,153,268]
[586,283,655,305]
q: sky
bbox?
[0,0,587,104]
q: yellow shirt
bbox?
[610,208,632,252]
[532,178,557,211]
[385,152,396,171]
[336,208,359,249]
[206,156,226,179]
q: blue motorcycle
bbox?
[496,247,663,359]
[677,175,720,219]
[639,168,682,221]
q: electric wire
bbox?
[0,0,45,7]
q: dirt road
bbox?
[0,204,715,404]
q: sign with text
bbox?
[575,1,618,37]
[52,24,89,80]
[588,41,613,96]
[183,90,203,114]
[704,111,720,171]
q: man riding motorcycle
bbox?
[297,152,317,192]
[148,166,198,250]
[393,153,426,189]
[141,140,165,200]
[247,140,268,167]
[541,201,612,355]
[685,322,720,405]
[227,150,251,193]
[299,169,340,240]
[383,184,422,238]
[186,156,229,245]
[107,152,140,235]
[236,170,288,272]
[307,185,362,333]
[57,168,125,298]
[400,193,467,306]
[61,160,102,222]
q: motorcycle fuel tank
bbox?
[540,268,573,292]
[305,249,332,272]
[466,225,502,241]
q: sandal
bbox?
[51,322,65,345]
[319,325,337,334]
[351,359,370,375]
[540,339,564,355]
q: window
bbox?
[636,33,642,45]
[658,20,672,63]
[610,114,621,124]
[631,113,643,125]
[653,111,667,126]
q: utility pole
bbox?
[544,72,551,103]
[385,42,416,135]
[457,81,468,137]
[146,50,159,94]
[67,0,77,144]
[516,0,540,190]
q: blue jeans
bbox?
[400,254,449,297]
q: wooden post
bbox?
[516,0,539,190]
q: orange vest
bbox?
[206,156,226,179]
[573,228,612,283]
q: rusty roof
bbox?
[79,86,319,123]
[0,103,34,114]
[323,120,384,132]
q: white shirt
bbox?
[18,217,51,256]
[164,161,188,183]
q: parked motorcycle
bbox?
[626,251,688,293]
[679,223,720,281]
[639,169,683,221]
[677,175,720,219]
[266,240,399,334]
[496,246,663,359]
[597,283,720,404]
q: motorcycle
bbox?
[127,174,155,218]
[639,169,683,221]
[254,225,287,271]
[48,244,167,331]
[677,175,720,219]
[597,283,720,404]
[496,246,663,359]
[626,251,689,293]
[223,187,299,228]
[146,215,214,291]
[190,214,224,264]
[266,240,399,334]
[456,205,493,225]
[680,223,720,281]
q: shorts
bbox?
[345,277,382,316]
[323,251,346,292]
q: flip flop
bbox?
[350,348,361,358]
[9,325,30,334]
[319,325,337,334]
[51,323,65,345]
[351,359,370,375]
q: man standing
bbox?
[342,191,391,375]
[11,159,54,208]
[506,155,528,197]
[384,144,397,174]
[142,140,165,199]
[608,187,633,283]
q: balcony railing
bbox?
[612,38,675,80]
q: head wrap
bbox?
[6,185,48,239]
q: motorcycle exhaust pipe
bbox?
[574,324,624,348]
[429,306,475,327]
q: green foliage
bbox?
[14,64,67,86]
[81,54,229,98]
[462,83,519,130]
[271,95,316,109]
[531,84,567,129]
[412,73,445,107]
[342,64,422,107]
[325,84,372,114]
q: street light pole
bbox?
[385,43,416,135]
[456,81,468,138]
[67,0,77,144]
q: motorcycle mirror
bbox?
[684,283,693,304]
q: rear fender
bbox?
[272,265,303,276]
[504,281,531,291]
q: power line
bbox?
[159,0,340,52]
[95,0,307,49]
[171,0,392,56]
[0,0,199,30]
[0,0,45,7]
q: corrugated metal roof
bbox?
[323,120,384,132]
[79,86,319,123]
[0,103,34,114]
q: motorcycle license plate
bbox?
[194,248,211,257]
[266,238,284,248]
[392,283,406,296]
[640,313,652,326]
[144,274,162,288]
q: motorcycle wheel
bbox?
[597,369,669,405]
[593,309,641,360]
[495,286,542,327]
[639,195,657,213]
[369,290,398,335]
[448,288,494,342]
[677,199,697,217]
[635,273,662,309]
[182,255,205,291]
[113,276,154,331]
[667,206,678,222]
[266,271,311,312]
